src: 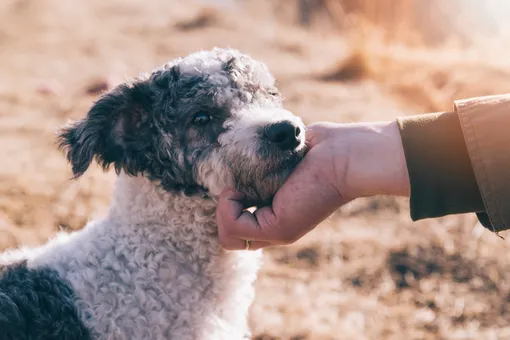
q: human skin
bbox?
[215,121,411,250]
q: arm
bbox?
[216,94,510,250]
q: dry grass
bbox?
[1,0,510,339]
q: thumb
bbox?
[304,122,335,149]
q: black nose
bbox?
[264,121,302,150]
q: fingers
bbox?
[216,190,273,243]
[216,189,246,221]
[217,189,305,251]
[305,122,332,148]
[218,237,272,251]
[305,122,347,151]
[216,190,287,251]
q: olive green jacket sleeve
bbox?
[397,94,510,233]
[455,94,510,232]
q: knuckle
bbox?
[258,211,278,231]
[218,189,233,201]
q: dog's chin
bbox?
[237,155,303,207]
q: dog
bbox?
[0,47,306,340]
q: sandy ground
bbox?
[1,1,510,339]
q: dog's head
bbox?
[58,48,305,205]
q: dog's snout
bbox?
[263,121,301,150]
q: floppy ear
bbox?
[58,80,154,178]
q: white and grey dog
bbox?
[0,48,305,340]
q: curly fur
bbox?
[0,262,92,340]
[0,48,306,339]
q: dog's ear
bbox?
[58,80,154,178]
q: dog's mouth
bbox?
[262,149,304,179]
[237,147,306,207]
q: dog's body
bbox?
[0,48,305,339]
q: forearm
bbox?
[215,98,510,251]
[332,113,486,222]
[342,121,410,198]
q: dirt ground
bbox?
[1,1,510,339]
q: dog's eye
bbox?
[192,112,212,126]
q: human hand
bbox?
[215,121,410,250]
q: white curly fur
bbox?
[0,48,305,339]
[2,173,261,339]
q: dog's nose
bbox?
[264,121,302,150]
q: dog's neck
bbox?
[108,172,219,237]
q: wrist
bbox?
[331,121,410,199]
[372,120,410,197]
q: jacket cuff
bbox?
[455,94,510,232]
[396,111,485,221]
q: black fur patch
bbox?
[0,262,92,340]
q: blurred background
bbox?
[1,0,510,339]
